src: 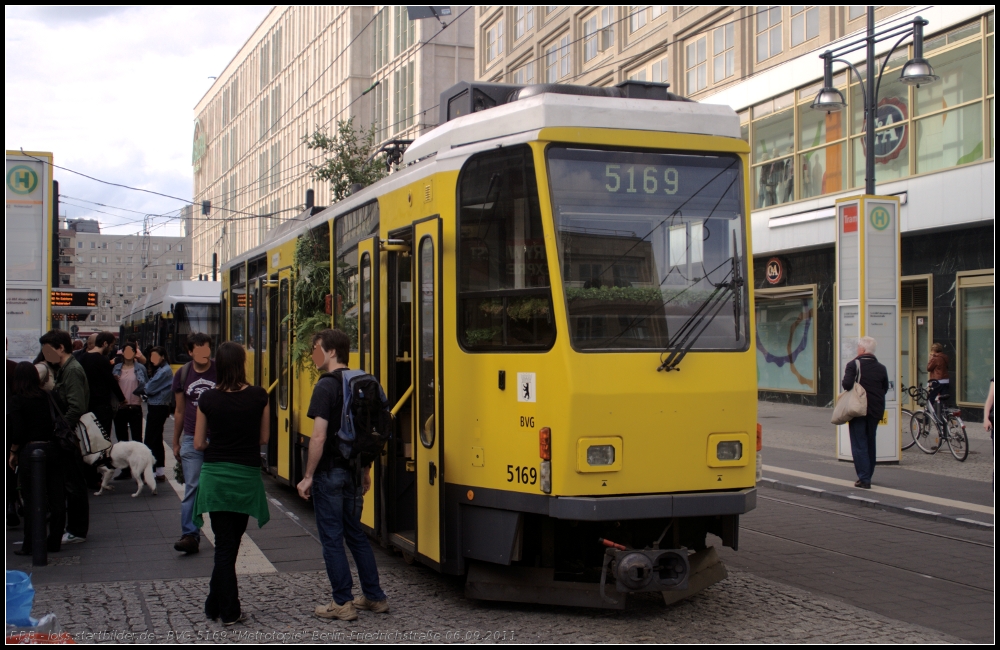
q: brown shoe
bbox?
[155,474,166,483]
[174,534,200,554]
[354,595,389,613]
[315,600,357,621]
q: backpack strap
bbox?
[179,361,192,387]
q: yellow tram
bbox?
[222,81,758,607]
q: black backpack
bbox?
[319,369,393,471]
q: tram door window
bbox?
[266,272,280,472]
[386,229,415,542]
[275,273,293,480]
[231,264,247,347]
[248,257,268,387]
[414,219,442,563]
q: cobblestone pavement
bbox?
[758,401,994,483]
[32,564,962,644]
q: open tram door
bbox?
[271,268,293,483]
[357,235,379,532]
[413,217,443,566]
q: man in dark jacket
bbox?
[77,332,124,438]
[842,336,889,489]
[39,329,92,545]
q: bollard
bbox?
[29,446,48,567]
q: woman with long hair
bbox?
[113,342,148,480]
[142,346,174,482]
[7,362,65,555]
[193,342,270,625]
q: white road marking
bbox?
[905,507,941,516]
[956,518,993,528]
[796,485,825,493]
[763,465,994,516]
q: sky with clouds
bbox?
[5,5,273,236]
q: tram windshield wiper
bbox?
[657,240,743,372]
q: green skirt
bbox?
[193,461,270,528]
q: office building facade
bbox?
[57,219,192,332]
[191,5,474,274]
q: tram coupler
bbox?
[598,539,690,604]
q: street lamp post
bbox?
[811,8,939,195]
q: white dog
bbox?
[86,441,157,498]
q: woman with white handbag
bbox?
[839,336,889,489]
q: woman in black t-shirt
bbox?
[193,342,270,626]
[7,362,65,555]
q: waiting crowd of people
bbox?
[7,327,389,626]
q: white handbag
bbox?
[831,360,868,425]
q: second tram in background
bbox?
[120,280,221,368]
[220,80,758,608]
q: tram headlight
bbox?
[716,441,743,461]
[540,460,551,493]
[586,445,615,466]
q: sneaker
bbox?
[354,595,389,613]
[174,534,200,554]
[314,600,357,621]
[62,532,86,544]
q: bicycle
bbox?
[900,384,916,451]
[907,385,969,461]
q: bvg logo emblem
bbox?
[870,206,890,231]
[6,165,38,195]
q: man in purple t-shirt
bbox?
[171,333,216,554]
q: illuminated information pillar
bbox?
[835,195,901,463]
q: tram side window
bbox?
[231,286,247,346]
[458,145,555,350]
[334,202,379,355]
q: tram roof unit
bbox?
[123,280,221,323]
[222,82,742,272]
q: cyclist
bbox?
[926,343,950,419]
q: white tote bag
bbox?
[831,360,868,425]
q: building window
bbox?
[141,271,147,279]
[101,243,107,249]
[791,6,819,47]
[90,241,95,249]
[545,35,571,83]
[393,60,415,134]
[167,273,173,280]
[848,6,866,21]
[178,244,183,252]
[76,271,83,279]
[116,315,122,323]
[957,271,994,405]
[165,259,172,266]
[583,8,615,63]
[629,6,647,33]
[713,23,736,83]
[751,93,795,208]
[128,271,133,280]
[126,285,133,293]
[91,256,97,264]
[393,5,415,55]
[373,7,389,70]
[116,242,122,250]
[77,242,82,249]
[101,314,108,322]
[101,256,107,264]
[686,36,707,92]
[153,244,159,252]
[152,273,158,280]
[141,287,147,294]
[512,60,536,84]
[142,242,148,250]
[101,271,108,279]
[651,6,668,20]
[90,314,96,322]
[166,244,172,251]
[486,18,504,64]
[77,255,83,263]
[756,6,782,62]
[91,271,97,279]
[755,286,818,394]
[128,243,134,250]
[514,6,533,40]
[59,237,70,248]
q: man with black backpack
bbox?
[297,329,390,622]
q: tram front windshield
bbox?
[173,302,221,362]
[547,146,748,352]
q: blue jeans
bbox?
[849,415,879,484]
[180,435,204,538]
[313,467,386,605]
